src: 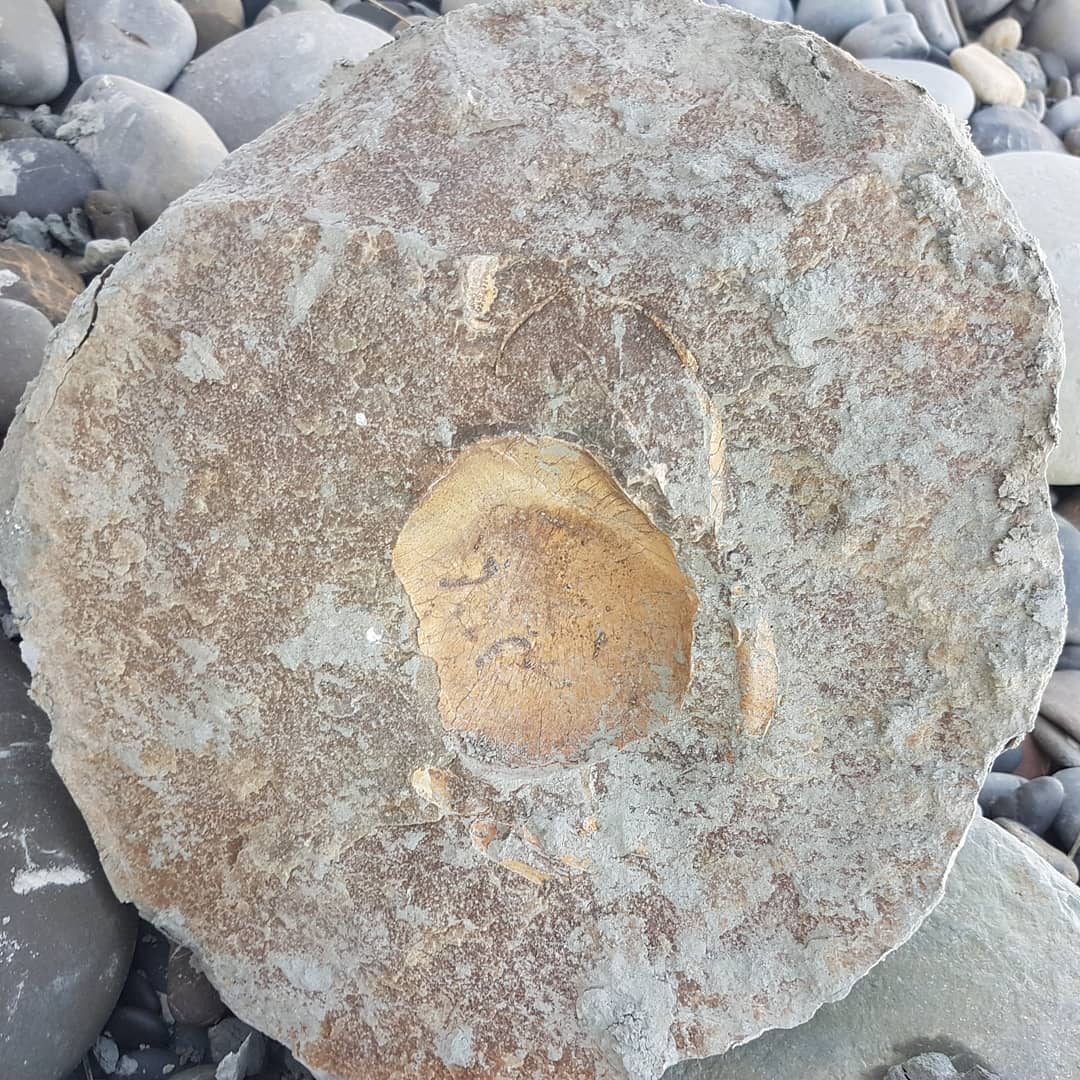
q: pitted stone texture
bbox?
[669,818,1080,1080]
[0,2,1064,1078]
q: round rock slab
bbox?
[0,2,1065,1078]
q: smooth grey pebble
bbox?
[970,104,1066,154]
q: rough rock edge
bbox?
[0,2,1067,1077]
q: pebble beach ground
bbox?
[2,1,1080,1078]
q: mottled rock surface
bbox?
[0,2,1065,1078]
[669,818,1080,1080]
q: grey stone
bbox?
[884,1053,961,1080]
[1033,714,1080,766]
[0,0,70,108]
[1046,94,1080,134]
[0,118,40,141]
[215,1035,260,1080]
[977,770,1024,812]
[795,0,886,42]
[1058,513,1080,641]
[903,0,960,54]
[1000,47,1048,91]
[840,13,930,60]
[67,0,198,92]
[1049,74,1074,101]
[0,2,1064,1075]
[106,1005,171,1050]
[1039,668,1080,738]
[666,818,1080,1080]
[170,11,393,150]
[181,0,246,54]
[1050,765,1080,851]
[1040,49,1071,82]
[1024,87,1047,119]
[0,639,138,1079]
[988,156,1080,482]
[0,298,51,429]
[1058,643,1080,669]
[85,189,139,242]
[59,75,227,228]
[956,0,1012,22]
[969,104,1066,153]
[207,1019,265,1070]
[1026,0,1080,75]
[116,1047,182,1078]
[76,236,130,275]
[257,0,329,19]
[864,58,975,119]
[987,774,1065,833]
[0,211,50,249]
[0,137,98,218]
[167,945,226,1026]
[993,816,1080,880]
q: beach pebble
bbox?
[258,0,328,18]
[1056,514,1080,644]
[0,298,51,428]
[0,240,83,322]
[1058,643,1080,669]
[208,1018,266,1069]
[795,0,886,41]
[1052,80,1075,110]
[105,1005,172,1050]
[170,11,392,150]
[172,1023,211,1067]
[1048,95,1080,136]
[167,946,227,1026]
[181,0,246,54]
[864,58,976,119]
[1024,87,1047,119]
[978,771,1024,813]
[1026,0,1080,74]
[0,0,70,107]
[67,0,198,91]
[84,188,139,242]
[1066,127,1080,154]
[988,156,1080,481]
[979,16,1023,51]
[119,969,164,1014]
[1050,766,1080,852]
[950,44,1027,106]
[115,1047,182,1078]
[1000,47,1048,91]
[987,774,1066,834]
[992,745,1024,772]
[1033,714,1080,767]
[0,137,98,218]
[903,0,960,54]
[131,924,174,997]
[0,118,38,141]
[1049,75,1074,101]
[970,104,1066,153]
[993,817,1080,881]
[1040,49,1072,82]
[60,75,227,228]
[0,640,138,1079]
[77,236,130,274]
[956,0,1012,21]
[1046,668,1080,729]
[840,13,929,60]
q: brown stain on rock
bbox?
[393,435,698,763]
